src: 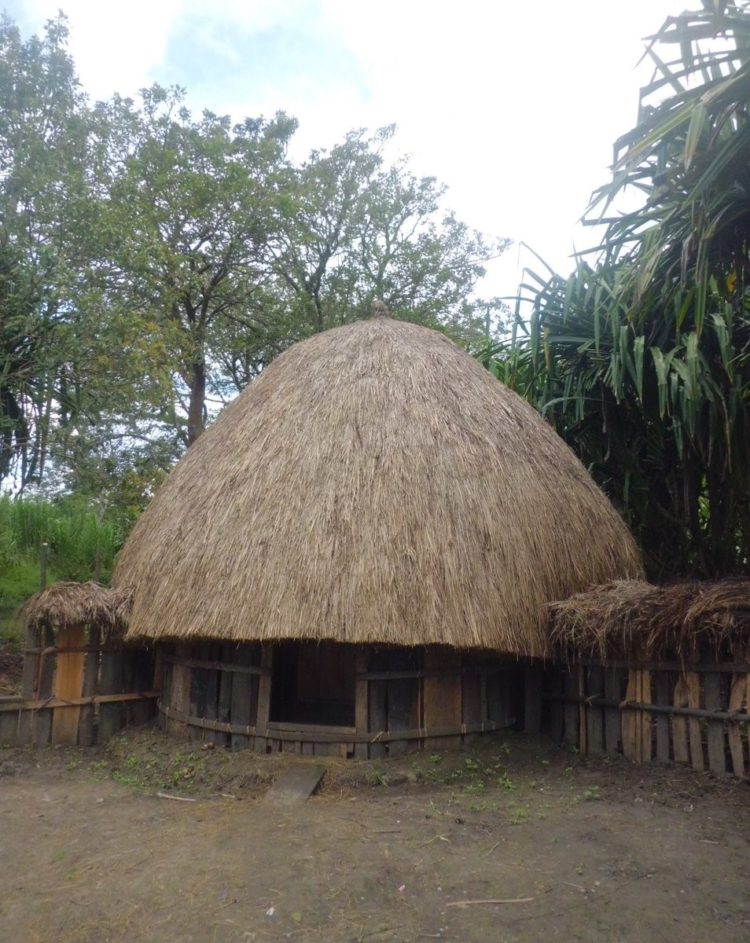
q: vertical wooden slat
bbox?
[622,669,640,762]
[685,671,704,771]
[215,643,233,748]
[672,674,689,765]
[727,673,746,778]
[423,648,461,750]
[563,670,578,749]
[524,664,543,735]
[654,672,671,763]
[388,678,419,756]
[546,669,564,744]
[51,625,86,745]
[230,645,257,751]
[201,644,221,746]
[189,643,209,743]
[32,626,56,745]
[585,665,604,754]
[577,664,587,755]
[704,672,725,775]
[603,667,622,754]
[78,625,101,747]
[254,645,272,753]
[639,670,652,763]
[18,624,40,745]
[366,649,388,759]
[461,656,483,748]
[354,649,369,759]
[166,643,191,738]
[99,641,126,742]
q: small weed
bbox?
[508,804,529,826]
[583,786,600,801]
[497,773,514,791]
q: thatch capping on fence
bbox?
[114,315,642,653]
[550,579,750,662]
[23,581,132,638]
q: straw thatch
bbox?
[23,581,132,637]
[550,579,750,662]
[115,315,642,654]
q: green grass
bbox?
[0,495,130,647]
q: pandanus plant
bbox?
[484,1,750,579]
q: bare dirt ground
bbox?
[0,727,748,943]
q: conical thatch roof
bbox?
[115,315,642,655]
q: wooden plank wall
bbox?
[543,662,750,779]
[157,644,520,757]
[0,628,157,747]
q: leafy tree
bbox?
[268,127,508,346]
[100,86,297,444]
[0,13,91,488]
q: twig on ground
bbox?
[156,791,197,802]
[445,897,534,908]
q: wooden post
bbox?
[78,625,101,747]
[51,625,86,745]
[547,669,564,744]
[704,672,726,775]
[639,670,652,763]
[20,542,49,745]
[99,641,125,742]
[585,665,604,754]
[32,626,56,745]
[18,622,40,746]
[388,659,420,757]
[253,644,272,752]
[654,672,671,763]
[685,671,704,771]
[622,669,652,762]
[622,669,640,761]
[230,644,257,751]
[166,643,192,738]
[368,649,388,759]
[577,664,587,755]
[563,669,578,749]
[354,649,369,759]
[603,667,622,754]
[727,673,746,778]
[424,648,462,750]
[215,643,233,748]
[672,674,689,764]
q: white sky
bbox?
[10,0,684,299]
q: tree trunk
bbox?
[186,359,206,446]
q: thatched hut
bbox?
[113,310,642,756]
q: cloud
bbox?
[8,0,680,290]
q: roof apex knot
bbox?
[370,299,390,319]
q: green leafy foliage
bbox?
[0,13,507,501]
[483,2,750,578]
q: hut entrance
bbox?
[269,641,356,727]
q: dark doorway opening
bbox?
[270,641,356,727]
